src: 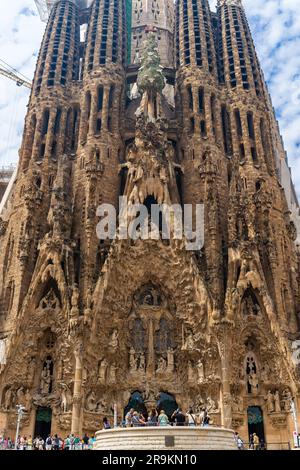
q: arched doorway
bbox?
[124,391,148,419]
[157,392,178,420]
[247,406,265,443]
[34,406,52,440]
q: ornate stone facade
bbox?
[0,0,299,448]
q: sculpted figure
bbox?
[129,348,138,372]
[109,330,119,351]
[264,390,275,413]
[98,358,108,382]
[40,364,51,394]
[139,353,145,372]
[85,391,97,412]
[282,388,292,412]
[274,390,281,412]
[3,387,12,410]
[197,359,205,384]
[156,356,167,373]
[248,371,259,395]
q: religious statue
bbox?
[260,364,270,382]
[156,356,167,373]
[40,363,52,394]
[96,398,108,414]
[69,285,79,329]
[129,348,138,372]
[197,359,205,384]
[16,386,25,407]
[206,396,219,413]
[181,330,195,351]
[84,288,92,325]
[232,395,243,413]
[98,358,108,382]
[248,371,259,395]
[60,384,72,413]
[85,391,97,412]
[274,390,281,412]
[108,330,119,351]
[167,348,174,372]
[264,390,275,413]
[282,388,292,412]
[3,387,12,410]
[139,353,145,372]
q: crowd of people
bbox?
[122,407,211,427]
[0,408,266,451]
[0,433,96,450]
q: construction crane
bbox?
[0,59,32,89]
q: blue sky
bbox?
[0,0,299,198]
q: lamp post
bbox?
[14,404,26,450]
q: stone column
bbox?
[217,326,233,429]
[147,317,155,375]
[71,343,83,435]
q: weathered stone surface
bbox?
[0,0,299,449]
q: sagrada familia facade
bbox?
[0,0,300,447]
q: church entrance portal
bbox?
[34,406,52,440]
[247,406,265,444]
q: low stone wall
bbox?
[94,426,237,450]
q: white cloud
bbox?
[0,0,299,198]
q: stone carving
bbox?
[3,387,13,410]
[69,285,79,330]
[274,390,281,412]
[60,384,72,412]
[40,361,52,395]
[136,33,165,122]
[156,356,167,373]
[282,388,292,412]
[98,358,108,382]
[264,390,275,413]
[108,330,119,351]
[85,391,97,412]
[167,348,174,372]
[197,359,205,384]
[232,395,243,413]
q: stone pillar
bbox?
[217,326,233,428]
[71,343,83,435]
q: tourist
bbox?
[202,407,210,426]
[158,410,170,426]
[82,433,89,450]
[253,432,260,450]
[45,434,52,450]
[186,408,196,427]
[131,411,145,427]
[69,433,75,450]
[27,435,33,450]
[53,434,60,450]
[171,408,186,426]
[88,435,94,450]
[249,434,254,450]
[147,409,158,426]
[64,435,71,450]
[125,408,134,427]
[38,436,44,450]
[74,435,81,449]
[103,416,111,429]
[234,432,244,450]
